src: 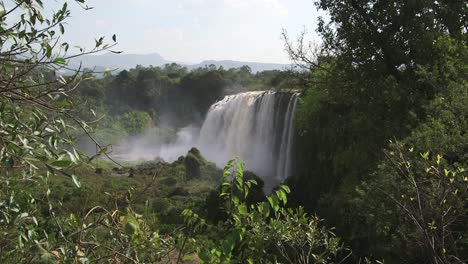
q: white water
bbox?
[198,91,299,182]
[112,91,299,184]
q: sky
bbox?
[60,0,323,64]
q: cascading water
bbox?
[197,91,299,184]
[110,90,299,188]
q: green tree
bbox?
[284,1,467,262]
[315,0,466,85]
[285,0,467,206]
[181,69,226,115]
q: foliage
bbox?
[76,63,297,129]
[0,144,220,262]
[1,0,466,262]
[284,0,466,209]
[315,0,466,87]
[324,72,468,262]
[118,110,153,135]
[336,143,467,263]
[0,0,177,262]
[182,159,350,263]
[284,0,467,262]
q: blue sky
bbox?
[61,0,323,64]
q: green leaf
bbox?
[420,151,430,160]
[267,195,280,212]
[62,42,69,51]
[232,196,240,206]
[53,99,68,108]
[95,37,104,47]
[45,43,52,58]
[210,248,221,257]
[280,185,291,193]
[53,57,66,64]
[124,215,140,235]
[276,189,287,204]
[71,175,81,188]
[261,202,270,218]
[236,161,244,177]
[237,204,247,216]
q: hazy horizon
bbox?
[60,0,323,64]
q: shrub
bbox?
[181,159,350,263]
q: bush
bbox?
[181,159,350,263]
[335,142,467,263]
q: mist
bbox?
[98,91,299,192]
[112,125,200,162]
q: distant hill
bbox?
[68,53,290,73]
[188,60,290,72]
[69,53,169,71]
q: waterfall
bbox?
[197,91,299,184]
[110,90,299,188]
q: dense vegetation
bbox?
[0,0,466,263]
[74,63,295,147]
[78,63,293,127]
[286,0,467,262]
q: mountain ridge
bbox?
[69,52,290,73]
